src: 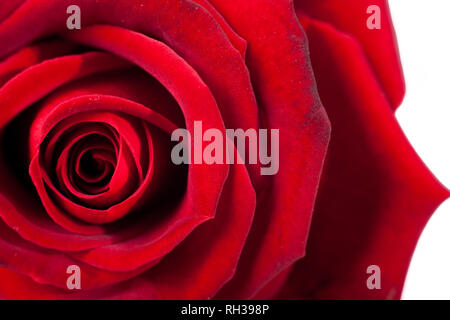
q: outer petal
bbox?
[208,0,331,299]
[277,16,449,299]
[294,0,405,109]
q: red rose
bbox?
[0,0,447,300]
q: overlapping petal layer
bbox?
[0,0,445,301]
[276,14,449,299]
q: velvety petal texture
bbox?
[295,0,405,109]
[275,5,449,299]
[0,0,447,300]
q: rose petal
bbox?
[0,266,159,300]
[0,52,130,128]
[125,160,255,299]
[277,17,449,299]
[0,39,75,87]
[0,158,256,299]
[193,0,247,57]
[0,218,149,291]
[208,0,331,299]
[0,0,261,183]
[0,0,25,24]
[294,0,405,109]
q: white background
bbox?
[389,0,450,300]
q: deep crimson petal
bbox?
[38,111,144,211]
[0,0,261,184]
[0,52,130,128]
[28,68,185,137]
[0,0,25,24]
[0,186,119,251]
[0,219,150,291]
[0,50,183,244]
[206,0,331,299]
[0,267,159,300]
[294,0,405,109]
[192,0,247,57]
[47,111,146,185]
[277,17,449,299]
[0,39,75,87]
[252,266,293,300]
[52,125,119,198]
[0,53,139,247]
[135,160,256,299]
[20,94,179,245]
[28,95,182,234]
[22,68,183,238]
[73,148,115,185]
[0,160,255,300]
[21,27,231,271]
[0,267,66,300]
[31,139,140,224]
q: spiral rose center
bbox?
[28,108,159,224]
[78,151,111,182]
[72,135,117,194]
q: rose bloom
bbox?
[0,0,448,300]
